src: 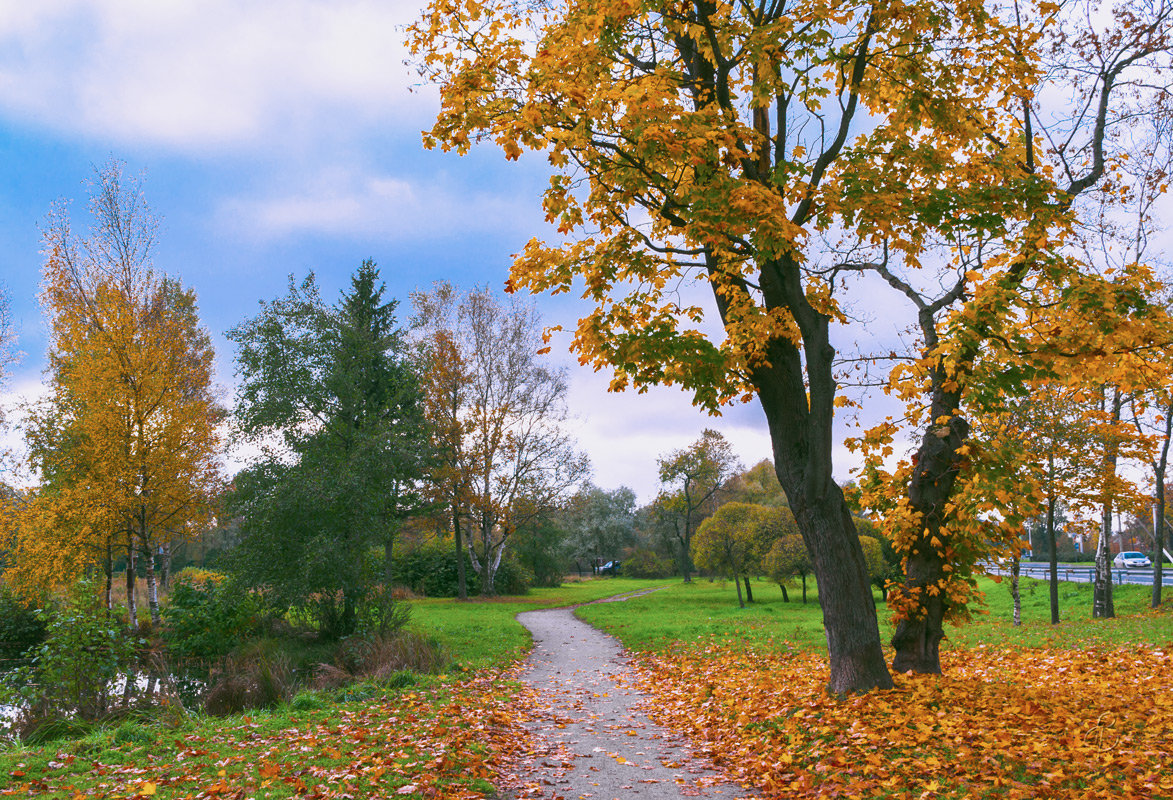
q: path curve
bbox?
[503,591,750,799]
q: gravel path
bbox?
[503,591,751,800]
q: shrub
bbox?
[491,557,533,595]
[204,640,296,716]
[161,573,264,663]
[314,630,446,690]
[393,542,481,597]
[622,549,674,578]
[0,577,136,726]
[22,716,93,745]
[0,585,48,667]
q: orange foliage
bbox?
[7,165,222,612]
[631,642,1173,798]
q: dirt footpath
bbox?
[503,591,751,800]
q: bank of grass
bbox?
[0,576,666,799]
[0,676,507,799]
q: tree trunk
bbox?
[1093,501,1115,619]
[749,296,892,693]
[801,573,807,604]
[104,539,114,612]
[125,530,138,629]
[891,381,970,674]
[478,514,495,596]
[1010,554,1021,627]
[791,499,892,691]
[1153,477,1165,609]
[742,575,754,603]
[1047,492,1059,625]
[342,589,358,636]
[677,531,693,583]
[144,543,161,627]
[779,583,789,602]
[384,537,395,591]
[1093,389,1120,620]
[453,505,468,600]
[734,573,744,608]
[160,542,172,589]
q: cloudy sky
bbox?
[0,0,893,501]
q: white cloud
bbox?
[0,375,48,488]
[0,0,429,151]
[217,167,541,240]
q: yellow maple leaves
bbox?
[634,642,1173,799]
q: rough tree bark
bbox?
[1047,493,1060,625]
[752,258,893,693]
[891,380,969,674]
[1093,389,1121,619]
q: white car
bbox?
[1113,551,1152,569]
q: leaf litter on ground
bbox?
[626,640,1173,799]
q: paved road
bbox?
[504,591,751,800]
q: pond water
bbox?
[0,671,202,737]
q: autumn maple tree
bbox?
[7,161,223,623]
[410,0,1082,689]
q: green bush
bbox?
[621,549,675,578]
[491,557,533,595]
[393,542,481,597]
[0,585,48,667]
[161,573,264,663]
[1,577,137,725]
[23,716,93,745]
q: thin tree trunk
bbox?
[1153,489,1165,608]
[125,530,138,629]
[453,505,467,600]
[480,513,494,596]
[104,538,114,612]
[1047,492,1059,625]
[384,536,395,591]
[801,573,807,604]
[160,542,172,589]
[742,575,754,603]
[1093,504,1115,619]
[144,542,161,627]
[1093,389,1120,620]
[1010,554,1021,627]
[734,573,744,608]
[778,583,789,602]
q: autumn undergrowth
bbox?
[0,672,517,799]
[0,576,662,799]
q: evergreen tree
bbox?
[228,261,430,637]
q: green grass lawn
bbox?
[575,573,1173,655]
[409,577,674,669]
